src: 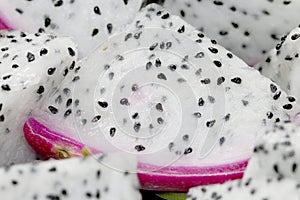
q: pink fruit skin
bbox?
[0,17,9,30]
[24,117,248,192]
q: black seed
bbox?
[157,73,167,80]
[12,64,19,68]
[1,84,10,91]
[66,99,72,107]
[206,120,216,128]
[273,164,279,173]
[157,117,164,124]
[201,78,211,84]
[219,137,225,146]
[273,91,281,100]
[208,47,218,54]
[120,98,129,106]
[68,47,75,57]
[198,98,205,106]
[64,109,72,118]
[193,112,201,118]
[44,17,51,27]
[132,113,139,119]
[92,115,101,122]
[155,103,163,112]
[27,52,35,62]
[217,77,225,85]
[283,104,293,110]
[213,60,222,67]
[0,115,5,122]
[49,167,56,172]
[15,8,23,14]
[11,180,18,185]
[134,122,141,132]
[48,67,56,75]
[107,23,113,34]
[155,59,162,67]
[40,48,48,56]
[177,25,185,33]
[54,0,63,6]
[270,83,277,93]
[135,145,145,152]
[94,6,101,15]
[92,28,99,37]
[291,33,300,40]
[98,101,108,108]
[72,76,80,82]
[195,52,204,58]
[266,112,273,119]
[161,13,170,19]
[287,96,296,102]
[182,134,189,141]
[231,77,242,84]
[292,163,297,173]
[146,62,152,70]
[36,86,45,94]
[184,147,193,154]
[48,106,58,114]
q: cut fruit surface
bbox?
[23,4,299,191]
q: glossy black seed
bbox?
[48,67,56,75]
[168,64,177,71]
[15,8,23,14]
[98,101,108,108]
[157,73,167,80]
[1,84,10,91]
[231,77,242,84]
[270,83,277,93]
[94,6,101,15]
[0,115,5,122]
[217,77,225,85]
[287,96,296,102]
[54,0,63,6]
[273,91,281,100]
[213,60,222,67]
[266,112,273,119]
[92,115,101,122]
[206,120,216,128]
[184,147,193,154]
[156,103,163,112]
[291,33,300,40]
[109,128,116,137]
[27,52,35,62]
[201,78,210,84]
[120,98,129,106]
[92,28,99,37]
[195,52,204,58]
[208,47,218,54]
[135,145,145,152]
[157,117,164,125]
[107,23,113,34]
[68,47,75,57]
[36,86,45,94]
[48,106,58,114]
[40,48,48,56]
[134,122,141,132]
[177,25,185,33]
[63,109,72,118]
[44,17,51,27]
[283,104,293,110]
[198,98,205,106]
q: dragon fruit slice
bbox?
[187,121,300,199]
[158,0,300,66]
[24,4,299,191]
[0,153,141,199]
[254,27,300,104]
[0,30,77,166]
[0,0,143,58]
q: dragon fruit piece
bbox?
[0,0,143,58]
[158,0,300,66]
[254,27,300,104]
[0,153,141,200]
[187,121,300,199]
[24,4,299,191]
[0,30,77,166]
